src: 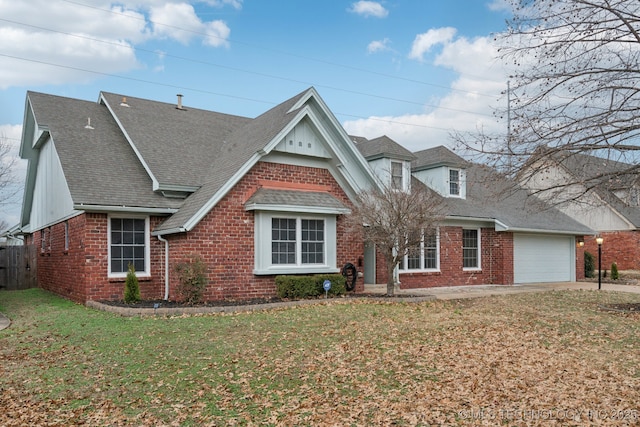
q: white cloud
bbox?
[367,38,391,54]
[348,1,389,18]
[149,2,230,47]
[343,35,509,152]
[0,0,232,88]
[408,27,457,61]
[202,0,243,9]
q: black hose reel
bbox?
[341,262,357,291]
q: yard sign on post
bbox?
[323,280,331,298]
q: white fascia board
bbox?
[507,227,596,236]
[182,152,264,231]
[290,89,381,193]
[151,227,187,236]
[155,183,200,193]
[99,93,161,190]
[302,108,381,195]
[244,203,350,215]
[74,204,178,215]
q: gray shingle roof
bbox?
[245,188,349,212]
[154,89,310,232]
[27,92,183,210]
[353,135,415,161]
[411,146,592,234]
[554,152,640,227]
[100,92,251,189]
[446,163,592,233]
[412,146,469,171]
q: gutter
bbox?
[157,235,170,300]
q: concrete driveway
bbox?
[365,281,640,300]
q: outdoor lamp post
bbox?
[596,236,604,290]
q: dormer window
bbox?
[449,168,460,196]
[391,161,403,189]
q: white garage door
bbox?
[513,234,574,283]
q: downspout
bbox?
[157,235,169,300]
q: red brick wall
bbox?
[35,213,166,303]
[582,231,640,272]
[375,227,516,289]
[161,161,363,301]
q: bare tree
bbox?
[0,134,18,230]
[454,0,640,199]
[347,181,444,296]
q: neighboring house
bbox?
[16,88,378,303]
[353,140,593,288]
[521,151,640,270]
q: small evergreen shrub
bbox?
[275,274,346,299]
[611,262,619,280]
[175,255,209,304]
[584,251,595,278]
[123,264,141,303]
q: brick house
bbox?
[353,140,592,288]
[15,88,591,303]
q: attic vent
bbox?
[176,94,184,110]
[84,117,94,130]
[120,97,130,107]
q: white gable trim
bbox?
[177,89,380,233]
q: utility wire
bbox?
[0,18,495,117]
[2,53,491,133]
[58,0,503,99]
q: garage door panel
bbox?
[514,234,573,283]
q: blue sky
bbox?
[0,0,513,226]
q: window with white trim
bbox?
[255,212,336,274]
[462,229,480,269]
[108,217,150,276]
[449,168,460,196]
[400,228,439,271]
[391,161,404,189]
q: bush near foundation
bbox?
[275,274,346,299]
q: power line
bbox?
[0,16,499,117]
[58,0,503,99]
[2,53,500,134]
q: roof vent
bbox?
[84,117,94,130]
[176,94,184,110]
[120,97,130,107]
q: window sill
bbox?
[399,270,441,275]
[254,266,339,276]
[108,275,152,282]
[463,268,482,272]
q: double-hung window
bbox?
[254,212,337,275]
[401,229,439,271]
[449,168,460,196]
[109,217,149,277]
[391,161,404,190]
[462,229,480,269]
[271,217,325,265]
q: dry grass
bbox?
[1,289,639,426]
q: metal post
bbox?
[596,236,603,290]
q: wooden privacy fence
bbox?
[0,245,38,291]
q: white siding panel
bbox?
[514,234,574,283]
[29,138,75,230]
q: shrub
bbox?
[275,274,346,299]
[123,264,141,304]
[175,255,209,304]
[584,251,595,278]
[611,262,619,280]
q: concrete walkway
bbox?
[365,281,640,300]
[0,312,10,331]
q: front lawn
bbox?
[1,289,639,426]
